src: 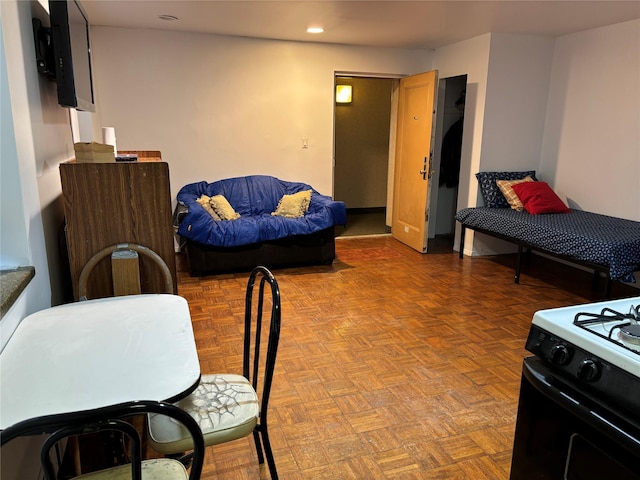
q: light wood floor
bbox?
[176,236,637,479]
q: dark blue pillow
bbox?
[475,171,537,208]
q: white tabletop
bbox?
[0,294,201,430]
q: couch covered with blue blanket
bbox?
[174,175,347,275]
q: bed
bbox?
[455,207,640,297]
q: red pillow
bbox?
[511,181,570,215]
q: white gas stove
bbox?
[526,296,640,416]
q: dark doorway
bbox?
[429,74,466,251]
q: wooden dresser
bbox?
[60,151,177,300]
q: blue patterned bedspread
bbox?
[455,208,640,282]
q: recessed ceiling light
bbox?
[306,27,324,34]
[158,15,179,21]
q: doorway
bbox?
[333,76,394,237]
[429,75,466,252]
[333,73,467,245]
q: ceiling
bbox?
[81,0,640,50]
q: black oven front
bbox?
[510,357,640,479]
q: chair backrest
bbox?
[78,243,173,300]
[0,400,204,480]
[243,266,282,428]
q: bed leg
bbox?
[591,270,612,299]
[604,275,612,299]
[515,245,522,284]
[459,225,465,259]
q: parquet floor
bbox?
[176,235,638,479]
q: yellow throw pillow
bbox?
[209,195,240,221]
[272,190,312,218]
[196,195,222,220]
[497,176,534,211]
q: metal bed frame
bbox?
[458,222,614,298]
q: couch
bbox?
[174,175,347,276]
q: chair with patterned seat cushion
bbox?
[0,400,205,480]
[148,265,281,479]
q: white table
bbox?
[0,294,201,430]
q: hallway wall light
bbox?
[336,85,352,104]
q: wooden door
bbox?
[391,71,438,252]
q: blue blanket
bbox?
[177,175,346,248]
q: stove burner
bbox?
[573,304,640,354]
[618,324,640,346]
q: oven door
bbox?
[510,357,640,480]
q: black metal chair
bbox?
[147,266,282,479]
[1,400,205,480]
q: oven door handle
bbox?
[523,359,640,453]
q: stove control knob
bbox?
[548,344,571,365]
[577,359,601,382]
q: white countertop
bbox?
[0,294,201,430]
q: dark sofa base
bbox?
[184,227,337,276]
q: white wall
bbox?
[432,34,492,220]
[89,27,432,200]
[1,0,73,347]
[482,34,555,174]
[541,19,640,221]
[432,34,496,254]
[1,0,79,477]
[0,0,73,343]
[471,33,555,255]
[1,24,30,268]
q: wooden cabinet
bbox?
[60,153,177,300]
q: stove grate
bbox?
[573,305,640,354]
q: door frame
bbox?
[429,75,467,240]
[332,71,403,226]
[332,71,468,245]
